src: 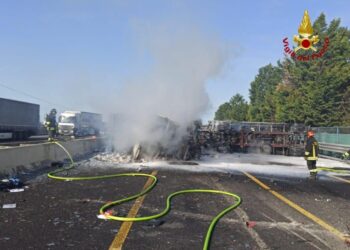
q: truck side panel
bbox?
[81,112,102,130]
[0,98,39,136]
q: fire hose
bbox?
[314,167,350,174]
[47,141,242,250]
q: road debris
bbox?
[246,221,257,228]
[102,120,306,164]
[145,219,165,228]
[8,177,22,187]
[1,177,25,192]
[97,214,108,220]
[3,203,16,209]
[9,188,25,193]
[105,117,202,161]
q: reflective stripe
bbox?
[305,143,318,161]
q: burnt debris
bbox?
[106,117,306,162]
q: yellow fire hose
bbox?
[314,167,350,174]
[47,141,242,250]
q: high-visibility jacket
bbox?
[343,150,350,159]
[45,113,57,130]
[305,136,319,161]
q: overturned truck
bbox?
[130,117,201,161]
[107,117,306,162]
[108,114,201,161]
[199,121,306,156]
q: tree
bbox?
[215,94,248,121]
[263,13,350,126]
[277,13,350,126]
[248,64,282,122]
[228,94,249,121]
[215,13,350,126]
[214,102,231,120]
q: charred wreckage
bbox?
[104,117,307,162]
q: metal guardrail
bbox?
[319,143,349,153]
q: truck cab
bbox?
[58,111,102,137]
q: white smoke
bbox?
[109,22,229,152]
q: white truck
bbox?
[58,111,102,137]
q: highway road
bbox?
[1,155,350,250]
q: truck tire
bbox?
[261,145,272,154]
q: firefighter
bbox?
[304,130,319,179]
[45,108,57,141]
[342,150,350,160]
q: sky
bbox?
[0,0,349,122]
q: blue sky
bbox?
[0,0,349,121]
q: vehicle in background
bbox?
[58,111,102,137]
[0,97,40,140]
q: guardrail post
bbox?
[336,127,339,144]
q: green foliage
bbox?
[248,64,282,122]
[281,13,350,126]
[215,13,350,126]
[214,94,248,121]
[215,102,231,120]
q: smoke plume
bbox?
[109,22,229,152]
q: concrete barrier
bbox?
[0,137,104,175]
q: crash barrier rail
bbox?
[319,143,350,154]
[48,141,242,250]
[318,142,349,160]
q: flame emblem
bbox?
[293,10,319,51]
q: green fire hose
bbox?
[47,141,242,250]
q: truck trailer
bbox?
[58,111,102,137]
[199,121,306,156]
[0,97,39,140]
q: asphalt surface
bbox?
[1,160,350,250]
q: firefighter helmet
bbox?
[50,108,57,114]
[307,130,315,137]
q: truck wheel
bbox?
[261,145,272,154]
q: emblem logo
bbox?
[282,10,329,61]
[293,10,319,52]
